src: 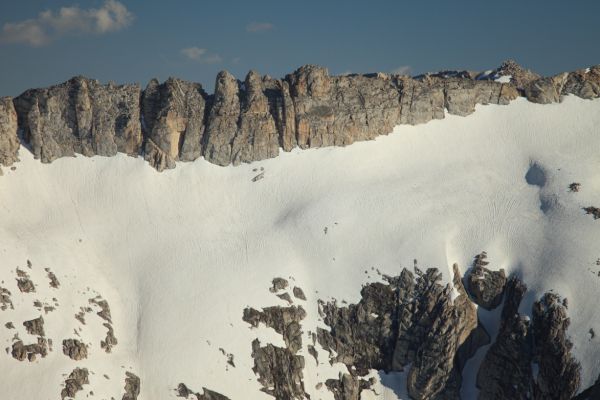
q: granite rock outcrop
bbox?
[317,263,489,400]
[13,76,141,163]
[0,97,19,168]
[2,61,597,171]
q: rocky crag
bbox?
[1,252,594,399]
[0,61,599,172]
[317,263,487,400]
[245,255,594,400]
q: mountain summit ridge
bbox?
[0,61,599,173]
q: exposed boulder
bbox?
[583,206,600,220]
[569,182,581,192]
[13,76,141,163]
[61,367,89,399]
[176,383,231,400]
[292,286,307,301]
[325,373,373,400]
[0,287,13,310]
[243,305,306,353]
[45,267,60,288]
[88,295,118,352]
[0,97,19,167]
[89,296,112,323]
[122,372,141,400]
[101,322,118,353]
[269,277,289,293]
[16,267,35,293]
[23,316,45,337]
[62,338,88,360]
[466,252,507,310]
[251,339,307,400]
[11,337,49,361]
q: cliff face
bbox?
[316,264,487,400]
[0,97,19,169]
[0,61,599,171]
[252,257,586,400]
[12,76,141,163]
[141,77,209,170]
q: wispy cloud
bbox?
[0,0,133,47]
[180,47,222,64]
[246,22,274,33]
[391,65,412,76]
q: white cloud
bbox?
[181,47,206,60]
[0,0,133,47]
[180,47,222,64]
[391,65,412,76]
[201,54,223,64]
[246,22,274,32]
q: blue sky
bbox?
[0,0,599,96]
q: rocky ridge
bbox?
[317,263,488,400]
[0,61,598,172]
[243,256,595,400]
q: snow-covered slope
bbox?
[0,96,599,399]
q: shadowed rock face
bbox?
[176,383,231,400]
[465,252,507,310]
[243,305,308,399]
[532,293,581,400]
[317,264,489,400]
[61,367,89,399]
[476,278,582,400]
[573,375,600,400]
[477,277,533,400]
[3,61,598,171]
[293,261,586,400]
[325,373,373,400]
